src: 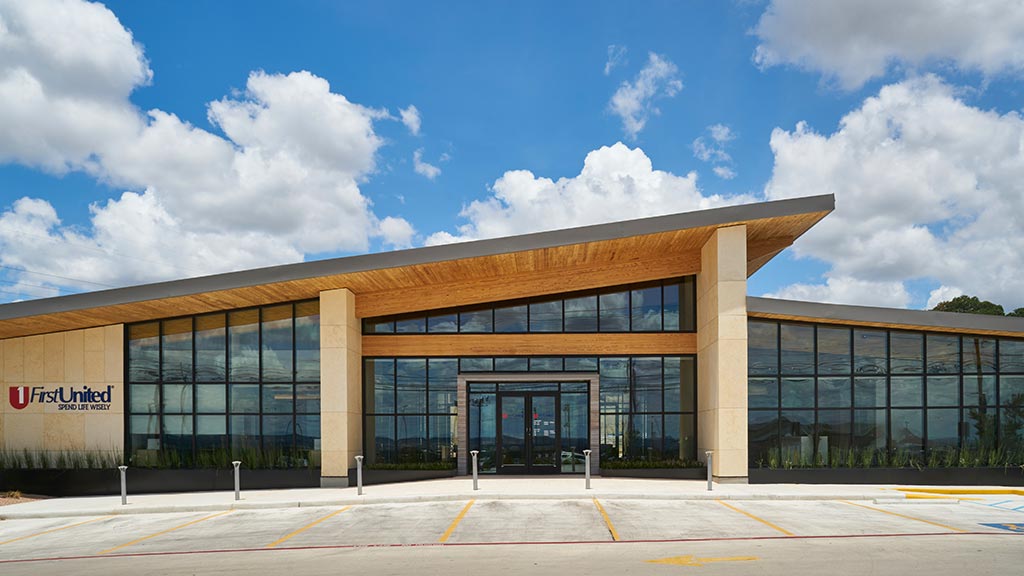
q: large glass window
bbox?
[749,319,1024,468]
[363,277,696,335]
[127,300,320,469]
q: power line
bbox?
[0,265,118,288]
[0,279,66,293]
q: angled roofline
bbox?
[747,296,1024,335]
[0,194,834,322]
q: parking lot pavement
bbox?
[1,495,1022,566]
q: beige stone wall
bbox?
[0,325,124,456]
[696,225,748,480]
[319,288,362,484]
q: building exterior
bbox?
[1,194,1022,487]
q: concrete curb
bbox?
[0,491,908,519]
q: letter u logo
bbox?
[9,386,30,410]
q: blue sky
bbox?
[1,0,1022,310]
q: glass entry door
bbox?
[497,393,559,474]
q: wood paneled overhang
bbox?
[362,333,697,357]
[0,196,835,339]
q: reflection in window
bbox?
[780,324,814,375]
[162,319,193,382]
[599,292,629,331]
[564,296,597,332]
[631,286,662,332]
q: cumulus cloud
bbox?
[0,0,413,297]
[693,124,737,179]
[764,76,1024,309]
[378,215,416,249]
[753,0,1024,89]
[604,44,627,75]
[399,105,421,135]
[608,52,682,139]
[412,148,441,179]
[764,276,912,308]
[426,142,753,245]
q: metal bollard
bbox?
[232,460,242,501]
[705,451,713,491]
[583,450,592,490]
[355,455,364,495]
[118,465,128,506]
[470,450,479,491]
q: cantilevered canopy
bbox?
[0,194,834,339]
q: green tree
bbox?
[932,295,1005,315]
[1008,308,1024,318]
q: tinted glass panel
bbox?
[748,411,779,465]
[294,301,320,381]
[529,357,563,372]
[162,384,192,413]
[563,296,598,332]
[599,357,630,413]
[891,409,923,454]
[1001,375,1024,405]
[663,283,681,331]
[459,309,492,333]
[748,321,778,375]
[427,314,457,333]
[396,317,426,333]
[664,357,695,412]
[963,374,996,406]
[229,384,258,413]
[927,409,959,449]
[495,357,528,371]
[818,377,851,408]
[397,415,427,464]
[529,300,562,332]
[230,415,259,450]
[630,286,662,331]
[781,378,814,408]
[780,324,814,375]
[161,318,193,382]
[599,292,629,332]
[195,384,226,413]
[780,410,814,465]
[494,305,527,333]
[228,310,259,382]
[854,377,887,408]
[817,409,853,460]
[853,409,887,451]
[963,337,997,373]
[891,376,923,407]
[926,334,960,374]
[262,384,293,413]
[366,359,395,413]
[195,314,226,382]
[854,329,887,374]
[128,323,160,382]
[460,357,493,372]
[926,376,958,407]
[130,384,159,413]
[749,378,779,409]
[817,327,850,375]
[564,357,598,371]
[396,358,427,414]
[295,384,320,413]
[890,332,924,374]
[632,357,662,413]
[261,304,293,382]
[1001,340,1024,372]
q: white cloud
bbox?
[399,105,421,135]
[693,123,737,179]
[764,276,912,308]
[413,148,441,180]
[604,44,627,75]
[712,166,737,180]
[926,285,965,310]
[426,142,753,245]
[765,75,1024,310]
[0,0,414,297]
[608,52,682,140]
[753,0,1024,89]
[378,216,416,249]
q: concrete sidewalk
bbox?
[1,476,985,519]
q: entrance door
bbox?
[497,393,559,474]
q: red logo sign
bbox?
[9,386,30,410]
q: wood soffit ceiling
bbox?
[0,198,833,340]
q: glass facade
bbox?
[362,355,697,469]
[362,278,696,334]
[127,300,320,468]
[749,319,1024,467]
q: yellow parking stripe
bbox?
[265,506,352,548]
[592,498,620,541]
[0,515,113,546]
[898,488,1024,497]
[716,500,794,536]
[98,510,233,554]
[840,500,966,532]
[439,500,475,543]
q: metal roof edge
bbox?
[747,296,1024,335]
[0,194,833,322]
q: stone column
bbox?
[696,225,748,482]
[320,288,362,487]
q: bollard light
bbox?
[355,455,364,496]
[583,450,592,490]
[118,465,128,506]
[705,451,713,492]
[470,450,479,491]
[232,460,242,501]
